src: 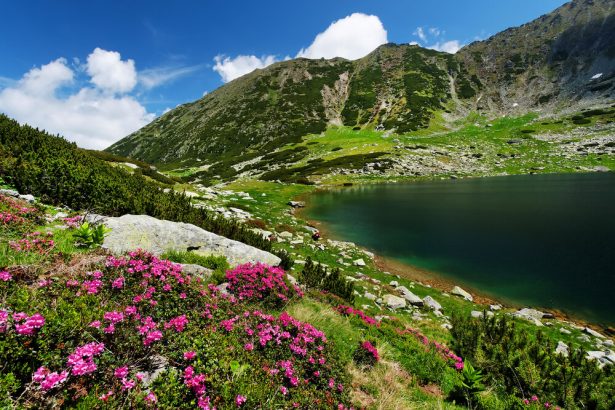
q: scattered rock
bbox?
[279,231,293,239]
[559,328,572,335]
[287,201,305,208]
[92,214,281,267]
[594,165,610,172]
[180,264,213,279]
[216,283,230,295]
[555,341,569,357]
[441,323,453,330]
[140,354,169,387]
[0,189,19,197]
[423,296,442,311]
[397,286,423,306]
[471,310,494,318]
[18,194,36,203]
[389,280,399,287]
[451,286,473,302]
[383,294,406,310]
[513,308,546,322]
[364,292,377,301]
[584,327,606,339]
[490,304,502,311]
[353,258,366,267]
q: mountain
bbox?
[107,0,615,179]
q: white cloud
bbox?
[86,48,137,93]
[426,40,463,54]
[297,13,387,60]
[139,65,203,89]
[412,26,463,54]
[0,53,154,150]
[414,27,427,42]
[213,55,278,83]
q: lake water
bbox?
[305,173,615,326]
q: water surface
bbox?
[305,173,615,325]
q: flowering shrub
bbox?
[0,194,41,234]
[225,263,302,307]
[353,340,380,367]
[9,231,55,254]
[0,250,351,408]
[335,305,380,327]
[62,215,83,229]
[398,327,464,371]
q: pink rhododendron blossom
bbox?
[0,271,12,281]
[114,366,129,379]
[145,391,157,404]
[236,394,247,406]
[99,390,114,401]
[67,342,105,376]
[121,378,136,391]
[184,351,196,360]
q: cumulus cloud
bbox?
[412,26,463,54]
[213,54,278,83]
[0,51,154,149]
[297,13,387,60]
[86,48,137,93]
[427,40,463,54]
[212,13,387,82]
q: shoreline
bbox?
[295,184,612,333]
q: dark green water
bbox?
[305,173,615,326]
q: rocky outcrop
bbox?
[89,214,280,267]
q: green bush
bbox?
[299,257,354,303]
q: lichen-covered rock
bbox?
[91,214,281,267]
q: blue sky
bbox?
[0,0,567,149]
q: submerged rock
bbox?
[92,214,281,267]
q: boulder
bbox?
[93,214,281,267]
[364,292,377,301]
[513,308,545,322]
[287,201,305,208]
[397,286,423,306]
[353,258,366,267]
[490,304,502,311]
[389,280,399,287]
[584,327,606,339]
[279,231,293,239]
[19,194,36,203]
[383,294,406,310]
[555,341,569,357]
[559,328,572,335]
[180,264,213,279]
[423,296,442,311]
[0,188,19,197]
[451,286,473,302]
[471,310,494,318]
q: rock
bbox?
[364,292,376,301]
[441,323,453,330]
[513,308,545,322]
[216,283,230,295]
[279,231,293,239]
[94,214,281,267]
[383,294,406,310]
[353,258,366,267]
[490,304,502,311]
[140,354,169,387]
[451,286,473,302]
[555,341,569,357]
[423,296,442,311]
[18,194,36,203]
[286,274,298,286]
[578,334,591,343]
[471,310,494,318]
[594,165,610,172]
[584,327,606,339]
[0,189,19,197]
[304,226,318,234]
[390,280,399,287]
[287,201,305,208]
[559,328,572,335]
[397,286,424,306]
[603,339,614,348]
[290,239,304,245]
[180,264,213,279]
[587,351,605,361]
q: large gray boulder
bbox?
[423,295,442,311]
[397,286,424,306]
[451,286,473,302]
[92,214,280,267]
[382,294,407,310]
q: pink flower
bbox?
[236,394,247,406]
[523,399,530,405]
[280,386,288,395]
[112,276,125,289]
[121,378,136,391]
[184,351,196,360]
[99,390,114,401]
[180,292,187,299]
[114,366,129,379]
[145,391,157,404]
[244,343,254,351]
[89,320,101,328]
[0,271,12,281]
[532,395,539,402]
[144,330,163,346]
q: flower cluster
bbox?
[398,328,464,371]
[63,215,83,229]
[522,394,561,409]
[0,311,46,335]
[33,367,69,391]
[335,305,380,327]
[67,342,105,376]
[0,270,12,282]
[9,231,55,254]
[225,263,301,307]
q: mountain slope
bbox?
[457,0,615,112]
[107,0,615,180]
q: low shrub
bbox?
[225,263,302,308]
